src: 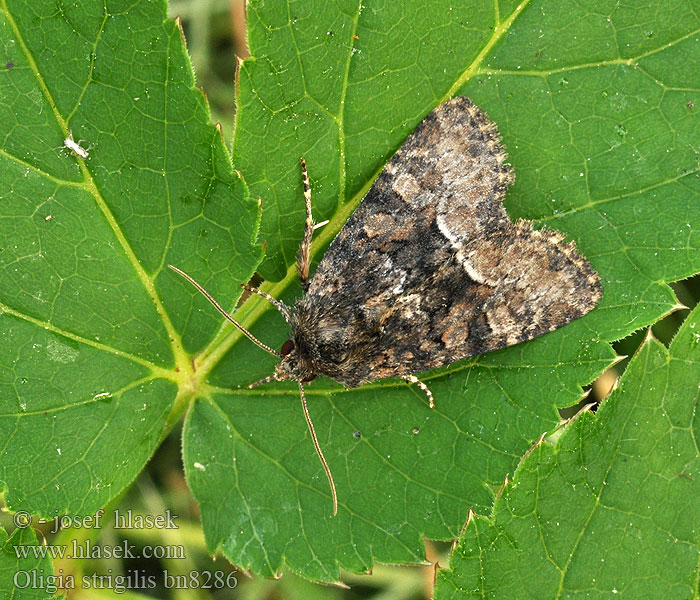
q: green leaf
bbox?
[1,525,63,599]
[436,302,700,599]
[0,0,698,588]
[187,0,697,582]
[0,2,260,513]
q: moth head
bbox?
[273,338,317,383]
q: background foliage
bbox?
[0,0,698,597]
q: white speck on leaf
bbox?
[46,339,79,363]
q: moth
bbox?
[170,96,602,516]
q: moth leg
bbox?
[241,283,292,323]
[402,375,435,409]
[248,375,276,389]
[296,157,314,291]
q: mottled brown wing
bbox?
[296,97,601,387]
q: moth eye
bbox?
[281,339,295,356]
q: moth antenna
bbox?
[248,375,276,389]
[299,382,338,516]
[402,375,435,409]
[168,264,281,358]
[297,157,314,291]
[241,283,292,323]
